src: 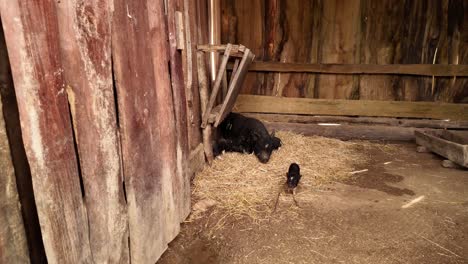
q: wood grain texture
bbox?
[0,19,46,263]
[234,95,468,120]
[0,0,93,262]
[317,0,360,99]
[264,122,417,141]
[112,0,181,262]
[184,0,203,151]
[244,113,468,129]
[236,62,468,76]
[55,1,129,262]
[220,0,468,102]
[167,0,191,220]
[0,94,30,263]
[415,130,468,167]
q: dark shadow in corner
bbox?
[0,19,47,263]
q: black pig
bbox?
[213,113,281,163]
[286,163,301,190]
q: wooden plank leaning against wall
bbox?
[0,18,46,263]
[0,0,93,262]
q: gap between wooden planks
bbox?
[234,95,468,121]
[227,62,468,77]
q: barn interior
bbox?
[0,0,467,264]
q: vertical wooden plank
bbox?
[316,0,360,99]
[271,0,315,97]
[0,96,30,263]
[223,0,265,95]
[184,0,203,152]
[359,0,403,100]
[112,0,180,262]
[167,0,191,220]
[0,0,93,262]
[55,1,129,263]
[0,19,46,263]
[436,0,468,102]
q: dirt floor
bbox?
[159,142,468,264]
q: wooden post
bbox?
[167,0,191,220]
[184,0,203,152]
[0,0,93,262]
[55,1,129,262]
[197,51,214,163]
[112,0,181,262]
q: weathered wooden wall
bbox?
[0,0,195,263]
[221,0,468,103]
[55,1,129,263]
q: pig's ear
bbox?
[272,136,282,149]
[270,130,276,138]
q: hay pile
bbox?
[193,131,394,220]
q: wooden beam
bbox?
[234,95,468,121]
[243,113,468,129]
[264,122,419,141]
[201,43,232,127]
[231,62,468,77]
[0,0,92,262]
[214,49,255,127]
[55,1,129,262]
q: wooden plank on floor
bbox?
[55,1,129,262]
[264,122,417,141]
[415,130,468,167]
[237,62,468,77]
[234,95,468,121]
[243,113,468,129]
[0,0,92,262]
[112,0,181,262]
[0,95,30,263]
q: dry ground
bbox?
[159,139,468,264]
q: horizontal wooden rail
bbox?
[234,95,468,121]
[227,62,468,77]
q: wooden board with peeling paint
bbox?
[55,0,129,263]
[0,0,93,262]
[112,0,183,262]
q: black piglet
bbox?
[286,163,301,190]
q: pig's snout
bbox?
[256,151,271,163]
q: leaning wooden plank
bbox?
[235,62,468,77]
[415,130,468,168]
[0,96,29,263]
[167,0,191,221]
[264,122,418,141]
[0,1,92,262]
[242,113,468,129]
[55,1,129,262]
[214,50,255,127]
[112,0,180,262]
[201,43,233,127]
[0,20,46,263]
[234,95,468,121]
